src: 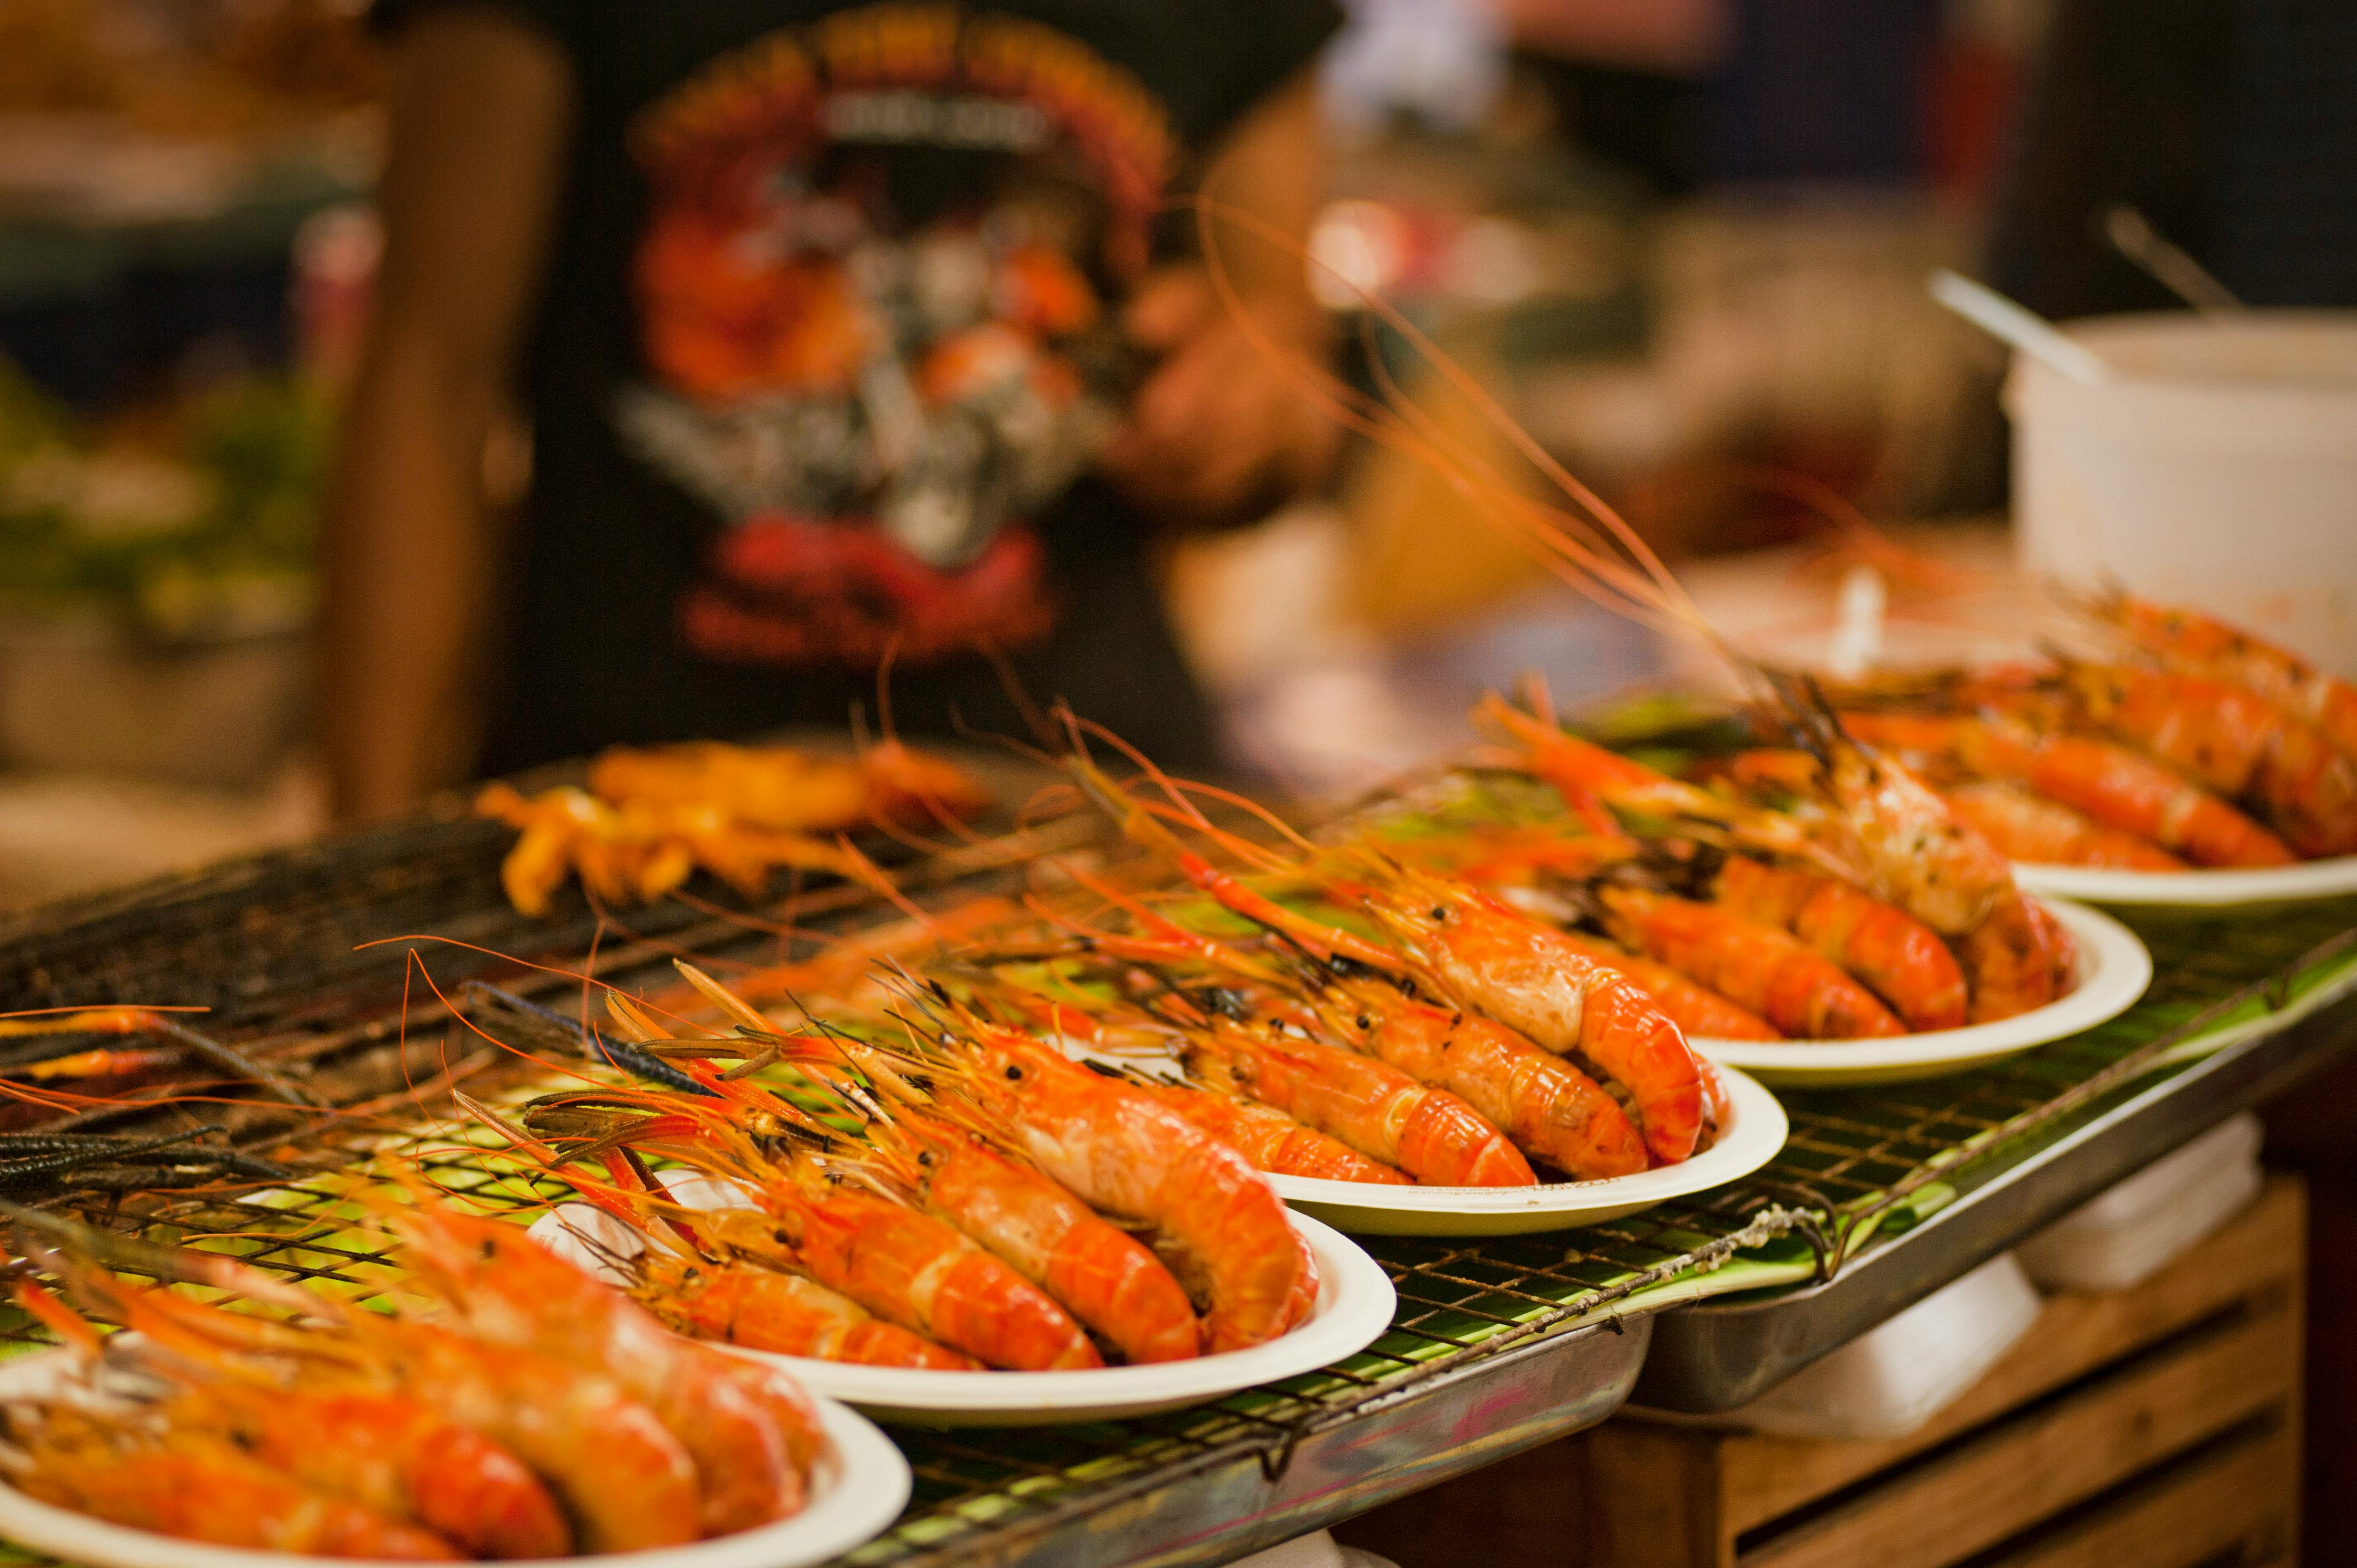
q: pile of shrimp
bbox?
[0,1196,825,1559]
[465,962,1315,1369]
[1413,685,2077,1039]
[452,734,1738,1330]
[476,737,990,915]
[1809,592,2357,871]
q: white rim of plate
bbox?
[1689,897,2150,1077]
[2013,854,2357,906]
[708,1211,1391,1418]
[1261,1064,1787,1222]
[0,1353,910,1568]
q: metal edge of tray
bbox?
[883,1316,1653,1568]
[1632,984,2357,1414]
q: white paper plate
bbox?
[0,1347,909,1568]
[2014,854,2357,907]
[532,1202,1394,1427]
[1690,898,2151,1086]
[1265,1064,1787,1237]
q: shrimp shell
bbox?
[1187,1019,1536,1187]
[1544,928,1782,1041]
[1327,981,1649,1179]
[2066,664,2357,858]
[1601,888,1906,1040]
[2092,594,2357,763]
[952,1030,1309,1353]
[8,1419,463,1561]
[1841,711,2293,869]
[888,1122,1203,1363]
[1366,878,1706,1163]
[761,1160,1104,1371]
[389,1205,811,1533]
[645,1257,984,1370]
[162,1384,573,1560]
[1939,781,2184,870]
[1713,856,1968,1031]
[1135,1079,1413,1184]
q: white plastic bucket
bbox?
[2009,311,2357,677]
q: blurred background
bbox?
[0,0,2157,906]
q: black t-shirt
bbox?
[383,1,1338,775]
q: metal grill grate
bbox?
[0,824,2353,1565]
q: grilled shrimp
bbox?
[1600,887,1905,1039]
[1313,977,1650,1178]
[1132,1079,1413,1183]
[1841,710,2293,869]
[2063,664,2357,858]
[1064,749,1707,1164]
[944,1024,1310,1353]
[640,1251,984,1370]
[1361,875,1707,1163]
[1797,718,2076,1023]
[750,1154,1103,1371]
[872,1116,1203,1363]
[1712,856,1967,1031]
[388,1204,812,1532]
[161,1383,573,1559]
[1185,1017,1536,1187]
[91,1272,705,1552]
[2087,592,2357,762]
[1939,780,2184,869]
[1542,927,1781,1041]
[4,1412,464,1561]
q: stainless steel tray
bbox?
[1635,967,2357,1414]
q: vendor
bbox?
[321,1,1343,819]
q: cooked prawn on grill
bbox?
[1461,690,2074,1029]
[1818,592,2357,870]
[0,1197,824,1559]
[476,738,990,915]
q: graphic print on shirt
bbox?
[621,5,1176,668]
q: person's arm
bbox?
[318,8,573,822]
[1096,73,1339,529]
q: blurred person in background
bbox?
[321,1,1342,821]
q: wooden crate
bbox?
[1335,1176,2305,1568]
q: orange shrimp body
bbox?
[888,1122,1203,1363]
[1187,1019,1535,1187]
[1958,893,2076,1023]
[760,1162,1103,1371]
[1940,781,2184,869]
[1135,1081,1412,1183]
[2095,594,2357,762]
[364,1320,706,1551]
[646,1260,984,1370]
[1543,929,1781,1041]
[91,1272,705,1554]
[1363,876,1706,1163]
[1713,856,1967,1031]
[1841,711,2293,869]
[1602,888,1905,1039]
[11,1422,462,1561]
[2067,664,2357,858]
[951,1028,1309,1353]
[166,1384,573,1560]
[389,1206,810,1534]
[1326,982,1649,1179]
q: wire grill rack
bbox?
[0,798,2354,1565]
